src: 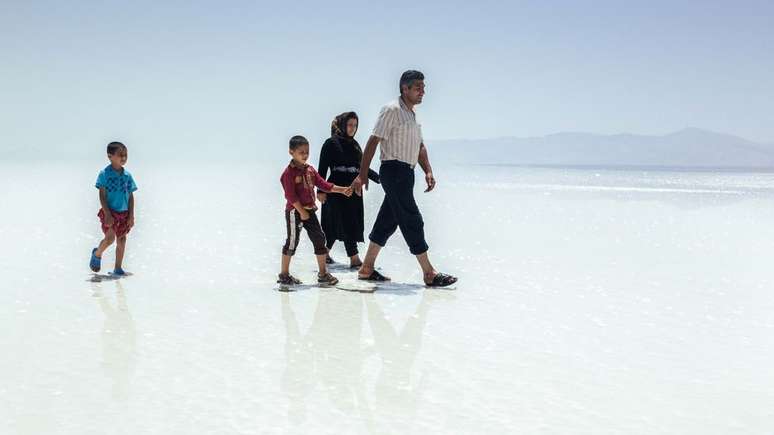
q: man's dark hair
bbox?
[106,141,127,155]
[399,70,424,94]
[289,135,309,150]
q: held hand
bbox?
[299,209,311,221]
[342,186,353,197]
[352,175,366,197]
[424,172,436,192]
[317,192,327,204]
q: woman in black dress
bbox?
[317,112,379,267]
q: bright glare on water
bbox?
[1,161,773,434]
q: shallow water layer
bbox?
[1,162,773,434]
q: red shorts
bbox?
[98,209,132,238]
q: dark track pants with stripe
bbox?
[282,210,328,256]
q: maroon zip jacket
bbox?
[280,160,334,211]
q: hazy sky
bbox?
[1,0,773,159]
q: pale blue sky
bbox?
[1,0,772,159]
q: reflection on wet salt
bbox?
[281,290,445,432]
[92,279,136,401]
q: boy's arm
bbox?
[281,171,300,204]
[312,169,352,197]
[312,168,335,193]
[282,172,313,219]
[330,185,353,196]
[98,187,114,226]
[127,193,135,228]
[291,201,310,220]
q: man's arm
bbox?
[418,143,436,192]
[355,135,380,194]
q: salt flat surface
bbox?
[1,161,773,434]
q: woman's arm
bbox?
[367,168,380,184]
[317,140,332,203]
[318,139,331,180]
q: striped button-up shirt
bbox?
[372,97,423,167]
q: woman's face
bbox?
[346,118,358,137]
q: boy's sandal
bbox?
[425,273,458,287]
[90,248,101,272]
[317,272,339,285]
[277,273,302,285]
[358,270,390,282]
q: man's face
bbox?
[402,80,425,105]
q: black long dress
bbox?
[318,135,379,246]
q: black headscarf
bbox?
[331,112,360,149]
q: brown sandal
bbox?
[317,272,339,286]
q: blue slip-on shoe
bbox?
[112,268,127,276]
[90,248,101,272]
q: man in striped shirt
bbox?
[353,70,457,287]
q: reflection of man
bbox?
[94,280,136,401]
[364,292,435,426]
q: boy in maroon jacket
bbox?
[279,135,353,285]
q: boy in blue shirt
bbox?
[89,142,138,275]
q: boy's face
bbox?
[289,144,309,164]
[108,148,128,167]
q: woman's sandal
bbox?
[277,273,302,285]
[317,272,339,286]
[425,273,458,287]
[358,270,390,282]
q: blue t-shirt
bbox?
[95,165,138,212]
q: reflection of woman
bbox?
[281,291,375,429]
[318,112,379,267]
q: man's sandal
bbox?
[425,273,457,287]
[358,270,390,282]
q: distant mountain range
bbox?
[432,128,774,169]
[3,127,773,170]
